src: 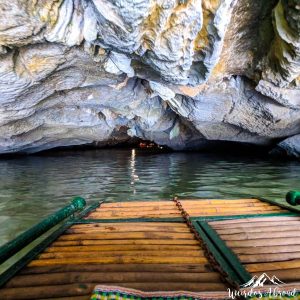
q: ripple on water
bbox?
[0,149,299,244]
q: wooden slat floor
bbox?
[210,215,300,286]
[0,198,292,299]
[87,199,289,219]
[0,222,228,299]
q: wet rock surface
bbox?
[0,0,299,156]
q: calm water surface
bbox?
[0,149,299,244]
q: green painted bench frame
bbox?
[0,199,100,287]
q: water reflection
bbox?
[130,149,139,194]
[0,149,299,244]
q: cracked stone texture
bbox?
[273,134,300,158]
[0,0,299,156]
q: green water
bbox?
[0,149,299,244]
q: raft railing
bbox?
[0,197,86,265]
[0,191,299,288]
[0,197,101,287]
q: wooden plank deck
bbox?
[209,215,300,287]
[0,221,227,299]
[87,198,289,219]
[0,198,295,299]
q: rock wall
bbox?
[0,0,299,156]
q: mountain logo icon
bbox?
[240,273,285,288]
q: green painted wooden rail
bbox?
[0,200,100,288]
[286,190,300,206]
[0,197,86,265]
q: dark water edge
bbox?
[0,147,299,244]
[0,138,285,158]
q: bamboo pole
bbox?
[95,208,180,213]
[100,199,260,208]
[240,252,300,263]
[100,203,175,207]
[181,202,277,207]
[214,224,300,234]
[188,210,286,217]
[94,206,283,216]
[0,283,95,299]
[58,232,194,240]
[21,263,212,274]
[226,237,300,247]
[39,297,89,300]
[51,239,199,246]
[66,226,190,234]
[38,250,204,259]
[232,244,300,255]
[5,271,221,288]
[28,256,208,267]
[246,260,300,272]
[210,216,300,226]
[87,213,182,219]
[45,245,201,252]
[70,222,188,228]
[88,213,182,218]
[219,230,300,240]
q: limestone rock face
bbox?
[273,135,300,158]
[0,0,299,156]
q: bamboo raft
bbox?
[0,192,300,299]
